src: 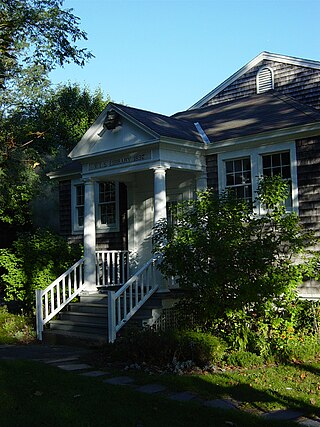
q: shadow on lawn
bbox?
[160,366,320,418]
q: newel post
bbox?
[36,289,43,341]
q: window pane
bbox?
[272,153,281,167]
[263,156,271,169]
[76,185,84,206]
[99,182,116,203]
[226,161,233,173]
[281,152,290,166]
[224,157,252,203]
[262,151,292,210]
[243,158,251,171]
[234,159,242,172]
[77,206,84,227]
[226,174,234,186]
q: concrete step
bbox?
[79,293,108,304]
[43,329,107,346]
[49,319,107,336]
[59,311,107,325]
[68,303,107,315]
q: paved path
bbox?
[1,343,320,426]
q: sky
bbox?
[50,0,320,116]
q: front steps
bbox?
[42,291,178,346]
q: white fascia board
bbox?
[190,51,320,110]
[205,122,320,154]
[47,170,81,180]
[159,136,207,151]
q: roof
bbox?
[50,90,320,179]
[110,103,203,143]
[173,91,320,143]
[48,160,81,179]
[190,51,320,110]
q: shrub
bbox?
[226,351,265,368]
[101,328,227,368]
[0,228,82,312]
[0,305,35,343]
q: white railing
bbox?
[36,258,85,340]
[96,250,129,287]
[108,256,160,343]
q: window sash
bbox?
[72,181,119,232]
[218,143,298,214]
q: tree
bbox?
[0,0,94,234]
[0,83,109,231]
[0,0,93,93]
[153,177,318,328]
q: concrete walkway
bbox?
[1,343,320,426]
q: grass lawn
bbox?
[0,359,301,427]
[121,362,320,416]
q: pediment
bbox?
[69,106,158,160]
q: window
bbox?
[225,157,252,203]
[218,142,298,213]
[75,184,84,227]
[262,151,292,209]
[256,67,274,93]
[98,182,117,227]
[72,181,119,233]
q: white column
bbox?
[153,167,167,224]
[196,171,207,192]
[83,178,96,292]
[153,167,169,292]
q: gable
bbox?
[69,110,158,160]
[191,52,320,110]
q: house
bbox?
[36,51,320,344]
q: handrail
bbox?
[108,256,160,343]
[36,258,85,340]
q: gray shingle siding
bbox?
[206,155,218,192]
[205,60,320,110]
[296,136,320,234]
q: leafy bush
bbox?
[226,351,265,368]
[0,229,82,312]
[101,328,227,368]
[0,305,35,343]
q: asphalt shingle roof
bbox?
[112,103,203,143]
[172,91,320,142]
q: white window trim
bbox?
[95,181,120,232]
[217,141,299,214]
[71,180,120,234]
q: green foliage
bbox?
[226,351,265,368]
[0,229,82,312]
[153,176,320,363]
[0,305,35,343]
[0,82,109,226]
[104,328,227,368]
[154,176,318,326]
[0,0,93,92]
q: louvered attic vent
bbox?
[256,67,274,93]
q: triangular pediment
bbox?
[69,104,159,160]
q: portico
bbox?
[67,102,207,292]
